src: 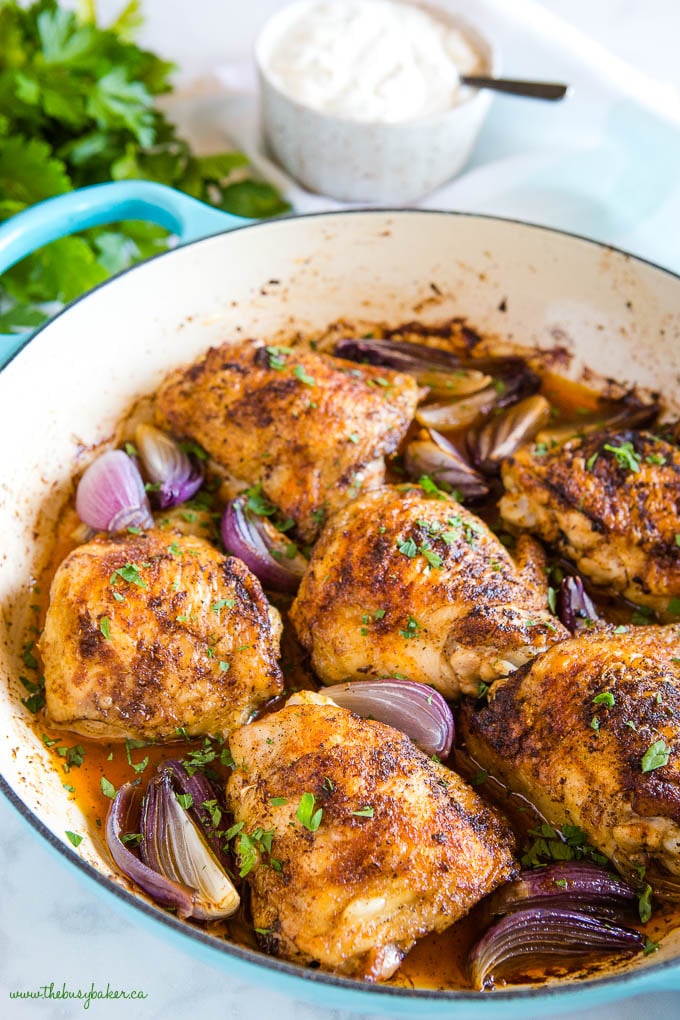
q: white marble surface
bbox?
[4,2,680,1019]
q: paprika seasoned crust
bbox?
[290,485,568,698]
[155,339,419,544]
[500,429,680,613]
[40,530,283,741]
[458,625,680,883]
[226,691,517,980]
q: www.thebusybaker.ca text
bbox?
[9,982,149,1009]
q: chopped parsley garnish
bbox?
[296,792,323,832]
[245,483,277,517]
[182,741,218,776]
[521,822,607,869]
[641,739,670,773]
[477,681,490,699]
[110,562,147,589]
[638,883,653,923]
[603,441,641,472]
[399,615,421,640]
[374,608,386,620]
[352,806,374,818]
[270,796,287,806]
[20,670,46,714]
[236,833,257,876]
[293,364,316,387]
[646,453,667,465]
[99,616,111,639]
[175,793,193,810]
[590,715,600,732]
[201,800,223,829]
[533,442,549,457]
[100,776,116,799]
[613,625,629,634]
[418,475,448,499]
[547,586,557,614]
[265,345,293,370]
[397,537,418,558]
[219,661,230,672]
[586,451,599,471]
[348,433,359,444]
[643,937,660,955]
[211,599,236,613]
[57,744,85,772]
[321,777,334,793]
[420,544,443,568]
[65,831,83,848]
[593,692,615,706]
[22,641,38,670]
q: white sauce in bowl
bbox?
[262,0,484,124]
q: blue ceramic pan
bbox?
[1,181,679,1016]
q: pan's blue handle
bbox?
[0,181,245,366]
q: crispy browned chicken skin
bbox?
[155,340,418,543]
[500,429,680,613]
[459,626,680,883]
[226,691,516,979]
[40,530,283,741]
[290,485,568,697]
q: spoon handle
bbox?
[460,76,570,100]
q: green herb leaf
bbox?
[638,883,653,923]
[351,806,374,818]
[175,792,193,810]
[65,830,83,847]
[593,692,615,706]
[293,364,316,387]
[100,776,116,799]
[641,739,671,773]
[99,615,110,639]
[296,792,323,832]
[603,441,641,472]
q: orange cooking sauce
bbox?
[26,348,676,991]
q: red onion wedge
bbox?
[404,429,489,500]
[106,781,197,919]
[488,862,638,920]
[106,764,239,921]
[557,576,600,633]
[473,395,552,474]
[334,338,540,408]
[221,494,307,593]
[323,679,454,758]
[135,424,204,509]
[469,906,645,990]
[76,449,154,532]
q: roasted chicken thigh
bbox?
[226,691,516,979]
[290,485,568,697]
[155,340,418,543]
[459,625,680,883]
[500,429,680,613]
[40,530,283,740]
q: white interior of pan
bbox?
[1,210,680,991]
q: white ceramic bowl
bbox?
[255,0,498,203]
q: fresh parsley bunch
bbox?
[0,0,288,333]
